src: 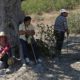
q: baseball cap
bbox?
[60,9,69,13]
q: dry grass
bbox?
[30,8,80,26]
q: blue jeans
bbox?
[20,39,40,61]
[20,39,29,59]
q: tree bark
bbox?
[0,0,25,57]
[0,0,24,46]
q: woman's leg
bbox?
[1,54,9,68]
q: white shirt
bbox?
[19,23,34,41]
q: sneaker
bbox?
[25,58,30,63]
[26,59,35,65]
[5,67,12,74]
[37,58,42,63]
[18,64,26,72]
[22,63,26,67]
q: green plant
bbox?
[21,0,80,14]
[21,0,54,14]
[68,13,80,34]
[36,23,55,57]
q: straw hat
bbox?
[0,31,6,37]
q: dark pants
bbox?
[20,39,40,61]
[54,30,65,56]
[1,54,9,68]
[0,49,12,68]
[20,39,29,59]
[27,42,40,60]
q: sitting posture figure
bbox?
[0,31,12,73]
[19,16,41,65]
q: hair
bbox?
[24,16,31,22]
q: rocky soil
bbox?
[0,34,80,80]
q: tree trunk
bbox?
[0,0,24,46]
[0,0,25,57]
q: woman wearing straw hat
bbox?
[0,31,13,72]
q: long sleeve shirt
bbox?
[54,15,68,32]
[19,23,35,41]
[0,44,10,55]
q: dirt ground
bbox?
[0,34,80,80]
[0,10,80,80]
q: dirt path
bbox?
[0,34,80,80]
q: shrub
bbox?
[36,23,55,57]
[21,0,54,14]
[68,13,80,34]
[21,0,80,14]
[53,0,79,10]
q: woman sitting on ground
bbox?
[0,31,13,73]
